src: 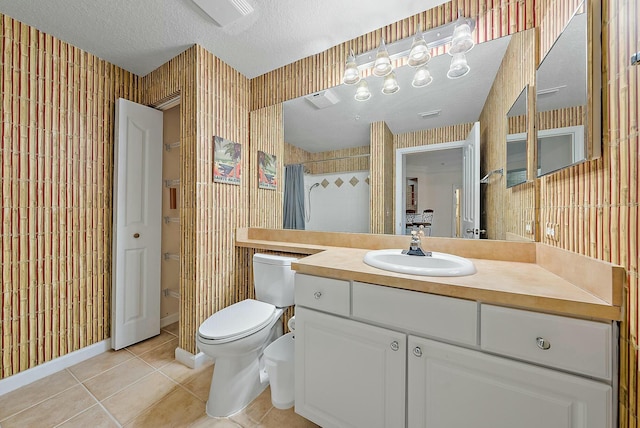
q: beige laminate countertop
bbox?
[237,228,624,322]
[292,248,620,321]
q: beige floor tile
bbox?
[101,371,178,425]
[57,404,119,428]
[182,364,214,401]
[0,370,79,421]
[124,387,206,427]
[189,415,243,427]
[125,331,176,356]
[162,322,180,337]
[83,357,155,401]
[160,358,214,384]
[259,407,320,428]
[229,387,273,426]
[0,384,96,428]
[137,337,178,369]
[68,348,134,381]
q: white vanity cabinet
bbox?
[294,274,615,428]
[294,307,406,428]
[408,336,611,428]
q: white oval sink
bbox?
[363,249,476,277]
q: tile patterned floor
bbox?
[0,323,319,427]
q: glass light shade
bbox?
[354,80,371,101]
[343,52,361,85]
[412,66,433,87]
[408,28,431,67]
[449,19,474,54]
[372,38,393,77]
[381,72,399,94]
[447,53,470,79]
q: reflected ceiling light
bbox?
[449,15,475,54]
[354,80,372,101]
[447,53,470,79]
[382,72,400,94]
[408,25,431,67]
[372,38,393,77]
[343,49,361,85]
[412,65,433,87]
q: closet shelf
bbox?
[163,252,180,261]
[165,179,180,188]
[164,216,180,224]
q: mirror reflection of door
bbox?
[399,147,463,237]
[406,178,418,211]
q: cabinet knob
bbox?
[390,341,399,351]
[133,233,140,238]
[313,291,322,299]
[536,337,551,350]
[413,346,423,357]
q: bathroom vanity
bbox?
[235,228,623,428]
[294,274,614,428]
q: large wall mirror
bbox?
[506,86,528,188]
[283,34,511,237]
[535,0,601,177]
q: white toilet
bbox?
[196,253,297,417]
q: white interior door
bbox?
[462,122,480,239]
[112,98,163,350]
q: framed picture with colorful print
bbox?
[258,151,277,190]
[213,136,241,185]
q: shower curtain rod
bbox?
[286,153,370,166]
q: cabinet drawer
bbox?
[295,274,350,316]
[480,305,613,380]
[352,281,478,346]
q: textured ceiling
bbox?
[0,0,448,78]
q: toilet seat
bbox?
[198,299,277,343]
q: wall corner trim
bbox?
[175,347,209,369]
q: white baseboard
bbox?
[0,339,111,396]
[175,347,209,369]
[161,313,179,328]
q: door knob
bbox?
[133,233,140,238]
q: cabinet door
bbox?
[408,336,612,428]
[295,307,406,428]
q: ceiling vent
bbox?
[305,90,340,109]
[192,0,254,27]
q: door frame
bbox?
[394,140,465,235]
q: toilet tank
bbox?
[253,254,298,307]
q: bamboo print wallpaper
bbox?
[1,1,639,426]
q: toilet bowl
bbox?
[264,332,295,409]
[196,254,297,417]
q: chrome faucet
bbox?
[405,230,429,256]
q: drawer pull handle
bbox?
[390,341,399,351]
[313,291,322,299]
[536,337,551,350]
[413,346,423,357]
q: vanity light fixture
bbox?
[342,12,475,100]
[412,65,433,87]
[382,71,400,94]
[408,24,431,67]
[354,80,372,101]
[372,38,393,77]
[447,53,470,79]
[342,49,361,85]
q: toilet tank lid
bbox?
[264,332,295,363]
[253,253,298,266]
